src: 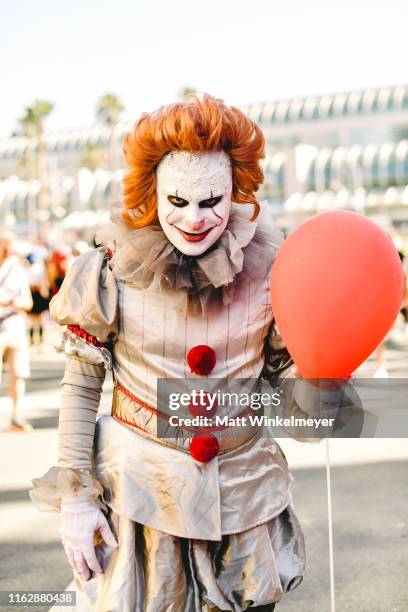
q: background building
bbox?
[0,84,407,245]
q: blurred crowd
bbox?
[25,242,86,345]
[0,231,90,432]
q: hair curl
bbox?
[122,94,265,228]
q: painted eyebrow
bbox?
[200,190,223,200]
[199,190,222,200]
[168,190,188,200]
[167,190,223,201]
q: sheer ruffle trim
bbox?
[55,329,112,369]
[96,201,283,314]
[29,466,107,513]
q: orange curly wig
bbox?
[122,94,265,228]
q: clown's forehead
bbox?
[156,151,232,193]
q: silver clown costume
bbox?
[30,197,307,611]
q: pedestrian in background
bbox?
[46,248,71,297]
[27,248,50,350]
[374,250,407,377]
[0,232,34,432]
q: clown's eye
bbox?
[199,195,223,208]
[168,195,189,207]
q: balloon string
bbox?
[326,437,336,612]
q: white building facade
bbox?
[0,84,407,243]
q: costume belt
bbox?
[111,383,260,462]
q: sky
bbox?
[1,0,407,139]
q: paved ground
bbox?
[0,339,407,611]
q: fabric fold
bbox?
[92,416,293,540]
[29,466,107,513]
[49,247,119,342]
[72,505,305,612]
[55,328,113,369]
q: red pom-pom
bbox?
[187,345,216,375]
[190,435,219,462]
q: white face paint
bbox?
[156,151,233,256]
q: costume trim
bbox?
[67,324,104,348]
[29,466,107,513]
[111,383,259,458]
[115,381,158,414]
[55,328,113,369]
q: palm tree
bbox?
[19,100,54,139]
[19,100,54,238]
[178,86,197,100]
[95,93,125,171]
[95,93,124,126]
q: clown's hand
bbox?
[292,375,344,418]
[60,498,118,581]
[275,368,347,443]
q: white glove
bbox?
[292,377,343,417]
[60,498,118,581]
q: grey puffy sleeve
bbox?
[50,247,118,343]
[29,248,118,512]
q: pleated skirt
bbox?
[72,503,305,612]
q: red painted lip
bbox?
[174,227,213,242]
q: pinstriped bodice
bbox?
[112,271,273,407]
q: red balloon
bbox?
[270,211,404,378]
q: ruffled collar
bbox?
[96,201,283,314]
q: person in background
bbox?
[0,232,34,432]
[374,250,407,377]
[400,251,408,335]
[46,248,71,297]
[27,250,50,350]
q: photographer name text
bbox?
[168,414,335,429]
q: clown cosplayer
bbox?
[30,95,346,611]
